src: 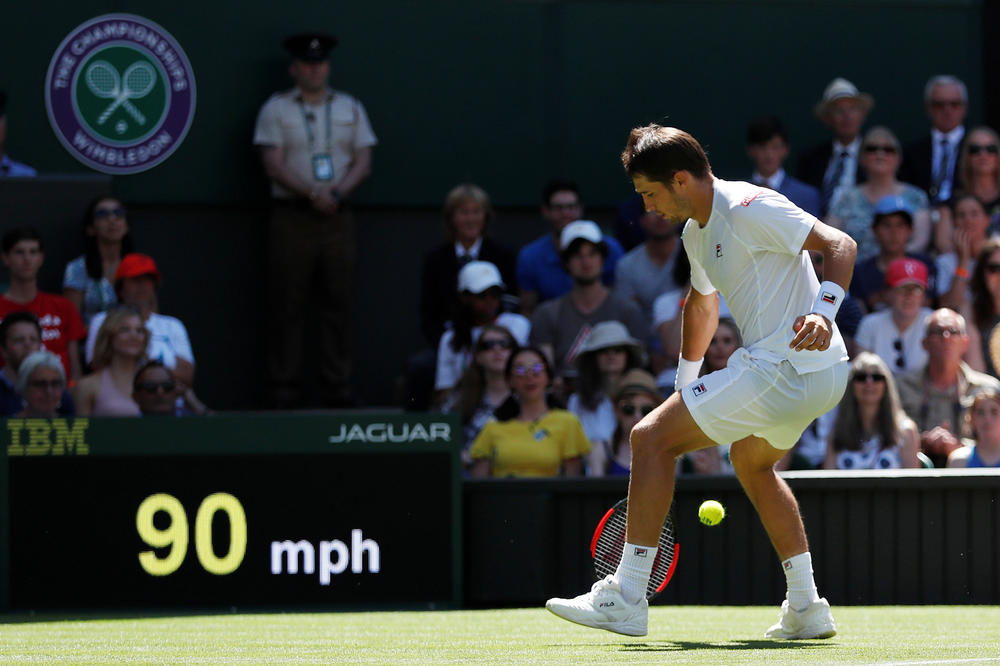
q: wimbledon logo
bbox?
[45,14,196,174]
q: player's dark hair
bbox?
[541,178,580,207]
[746,115,789,146]
[81,196,135,281]
[1,227,43,254]
[621,125,711,185]
[0,311,41,349]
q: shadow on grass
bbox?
[620,639,834,652]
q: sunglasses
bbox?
[29,379,64,390]
[513,362,545,377]
[136,380,177,393]
[478,338,513,351]
[927,327,961,338]
[892,338,905,369]
[864,144,897,154]
[968,144,1000,156]
[853,372,886,383]
[94,207,127,220]
[619,403,655,417]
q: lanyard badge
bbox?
[300,97,334,182]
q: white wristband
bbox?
[675,357,704,391]
[811,280,845,322]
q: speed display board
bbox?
[1,414,461,610]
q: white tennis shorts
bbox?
[682,348,849,451]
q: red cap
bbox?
[114,253,161,282]
[885,257,928,289]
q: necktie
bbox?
[932,138,951,202]
[457,254,473,268]
[822,150,848,216]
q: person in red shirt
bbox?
[0,227,86,380]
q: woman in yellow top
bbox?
[470,346,590,477]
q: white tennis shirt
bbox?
[683,178,848,375]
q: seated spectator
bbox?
[0,227,86,381]
[948,389,1000,468]
[850,196,937,312]
[530,220,646,384]
[567,321,645,449]
[964,238,1000,374]
[434,261,529,399]
[516,179,624,315]
[470,346,590,478]
[825,352,920,469]
[827,126,932,261]
[746,114,821,217]
[132,360,190,416]
[937,194,994,311]
[63,196,134,325]
[896,308,1000,466]
[419,183,516,347]
[954,125,1000,227]
[0,311,73,416]
[15,350,67,418]
[440,324,516,468]
[855,257,933,373]
[85,254,195,390]
[74,305,146,416]
[588,368,662,477]
[0,90,37,177]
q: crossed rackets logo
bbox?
[84,60,157,126]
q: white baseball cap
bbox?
[560,219,604,251]
[457,260,505,294]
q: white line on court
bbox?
[874,658,1000,666]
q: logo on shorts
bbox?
[715,243,723,257]
[692,383,708,396]
[45,14,197,174]
[634,547,648,557]
[821,291,837,305]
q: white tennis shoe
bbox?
[764,597,837,640]
[545,576,648,636]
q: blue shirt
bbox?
[516,232,625,302]
[0,154,37,177]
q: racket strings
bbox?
[592,500,677,600]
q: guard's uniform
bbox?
[680,179,849,450]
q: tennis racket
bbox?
[590,498,679,600]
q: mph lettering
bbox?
[328,422,450,443]
[271,530,380,585]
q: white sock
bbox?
[614,542,657,605]
[782,552,820,611]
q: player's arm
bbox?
[674,286,718,389]
[791,220,857,351]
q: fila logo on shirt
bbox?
[692,383,708,397]
[715,243,723,258]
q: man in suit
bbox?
[797,78,873,216]
[898,75,968,205]
[746,115,821,217]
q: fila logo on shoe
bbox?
[599,601,616,608]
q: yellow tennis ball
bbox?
[699,500,725,526]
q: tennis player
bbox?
[547,125,855,640]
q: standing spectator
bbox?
[855,258,933,373]
[530,221,647,382]
[746,115,821,217]
[954,126,1000,226]
[253,32,377,408]
[824,352,920,470]
[0,227,85,381]
[469,346,590,478]
[132,360,188,416]
[440,324,516,468]
[0,90,37,177]
[567,321,645,450]
[948,389,1000,468]
[74,306,146,416]
[937,194,994,311]
[850,196,937,312]
[797,77,873,215]
[434,261,529,399]
[63,196,134,325]
[826,126,932,261]
[14,351,67,418]
[420,183,517,347]
[588,369,662,477]
[899,75,968,206]
[896,308,1000,466]
[516,179,624,315]
[84,254,195,391]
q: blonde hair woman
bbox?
[74,305,148,416]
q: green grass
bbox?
[2,606,1000,664]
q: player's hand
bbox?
[790,313,832,351]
